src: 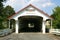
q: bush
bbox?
[0,25,6,29]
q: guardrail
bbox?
[50,29,60,35]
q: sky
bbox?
[3,0,60,15]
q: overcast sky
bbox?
[3,0,60,15]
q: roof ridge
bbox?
[8,4,52,19]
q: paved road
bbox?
[0,33,59,40]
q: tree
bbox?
[51,6,60,28]
[3,5,15,19]
[0,0,15,29]
[0,0,6,2]
[0,0,6,15]
[0,0,6,29]
[2,5,15,28]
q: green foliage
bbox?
[0,0,5,29]
[0,25,6,29]
[0,0,15,29]
[0,0,6,2]
[51,6,60,28]
[3,5,15,19]
[2,6,15,29]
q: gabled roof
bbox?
[8,4,52,19]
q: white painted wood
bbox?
[8,6,52,33]
[15,20,19,33]
[42,19,46,34]
[9,6,51,20]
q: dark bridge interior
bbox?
[18,16,43,33]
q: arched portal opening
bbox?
[45,19,51,33]
[18,16,43,33]
[10,19,16,32]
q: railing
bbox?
[50,29,60,32]
[50,29,60,35]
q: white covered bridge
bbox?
[8,4,53,34]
